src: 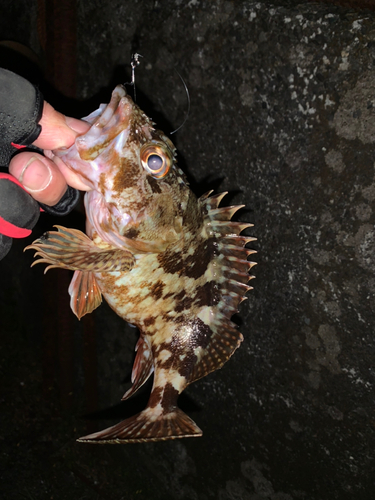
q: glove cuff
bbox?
[39,185,80,216]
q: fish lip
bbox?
[53,86,134,168]
[92,85,129,129]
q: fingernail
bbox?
[65,116,90,134]
[19,157,52,192]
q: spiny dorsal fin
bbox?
[198,190,214,203]
[208,220,254,237]
[187,192,256,382]
[200,191,228,210]
[207,205,245,221]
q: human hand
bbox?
[8,101,90,206]
[0,68,90,260]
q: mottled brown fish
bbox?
[27,85,256,443]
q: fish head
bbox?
[54,86,195,252]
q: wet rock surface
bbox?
[1,1,375,499]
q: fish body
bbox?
[27,85,256,443]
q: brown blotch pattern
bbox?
[147,175,162,194]
[149,280,165,300]
[154,318,214,378]
[182,191,202,231]
[174,290,186,301]
[174,296,195,313]
[148,386,163,409]
[98,172,107,194]
[157,345,175,371]
[172,314,187,324]
[113,156,141,192]
[160,383,179,413]
[157,249,184,275]
[193,281,220,308]
[189,318,214,350]
[178,350,198,379]
[157,237,216,279]
[183,238,217,279]
[143,316,156,327]
[123,227,139,239]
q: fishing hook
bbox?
[125,53,143,102]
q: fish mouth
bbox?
[50,85,135,189]
[74,85,133,162]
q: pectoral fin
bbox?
[25,225,135,273]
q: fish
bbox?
[26,85,256,443]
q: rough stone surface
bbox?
[1,1,375,499]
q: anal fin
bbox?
[68,270,102,319]
[122,336,154,401]
[77,407,202,444]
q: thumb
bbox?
[9,151,68,205]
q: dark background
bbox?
[1,1,375,499]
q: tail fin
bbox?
[77,407,202,444]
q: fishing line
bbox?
[125,53,190,134]
[170,69,190,135]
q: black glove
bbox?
[0,173,79,260]
[0,68,44,166]
[0,68,79,260]
[0,173,40,259]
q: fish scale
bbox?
[26,85,256,443]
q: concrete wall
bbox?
[1,1,374,498]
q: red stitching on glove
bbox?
[11,142,27,149]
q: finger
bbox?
[9,151,69,206]
[33,101,90,150]
[46,154,92,192]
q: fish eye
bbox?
[140,143,171,178]
[147,154,163,171]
